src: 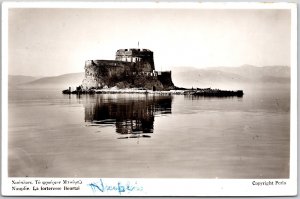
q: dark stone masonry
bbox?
[81,48,175,91]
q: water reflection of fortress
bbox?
[84,95,172,138]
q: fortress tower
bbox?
[115,49,155,72]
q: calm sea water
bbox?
[8,85,290,178]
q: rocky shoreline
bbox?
[62,87,244,97]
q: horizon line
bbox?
[8,64,290,77]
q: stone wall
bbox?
[158,71,174,88]
[82,60,133,89]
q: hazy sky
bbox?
[9,8,291,76]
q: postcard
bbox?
[1,1,297,196]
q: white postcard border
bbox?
[1,1,297,196]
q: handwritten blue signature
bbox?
[87,179,143,194]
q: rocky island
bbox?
[63,48,243,97]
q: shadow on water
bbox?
[83,94,172,139]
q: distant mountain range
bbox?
[9,73,84,89]
[172,65,290,89]
[9,65,289,90]
[9,75,41,88]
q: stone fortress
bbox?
[65,48,243,97]
[82,48,175,91]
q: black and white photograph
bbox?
[1,2,297,196]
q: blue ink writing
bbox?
[87,179,143,194]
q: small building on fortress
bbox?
[81,48,175,91]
